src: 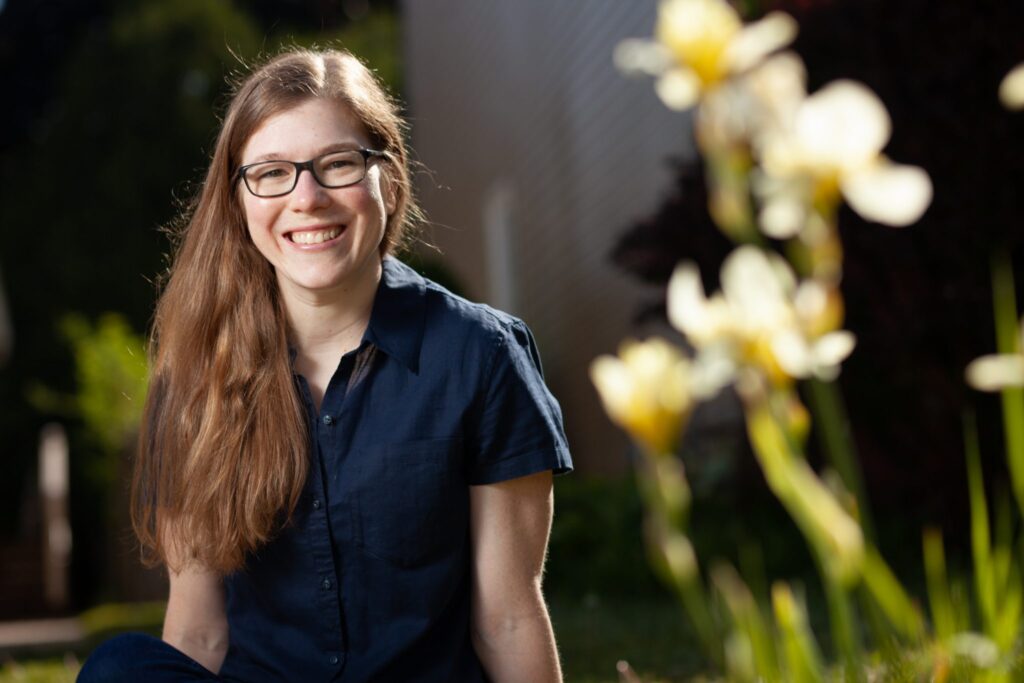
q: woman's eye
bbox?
[326,159,355,170]
[257,167,289,179]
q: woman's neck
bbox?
[281,258,383,361]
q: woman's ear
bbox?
[382,171,398,215]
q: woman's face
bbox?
[238,98,395,300]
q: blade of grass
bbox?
[923,529,955,641]
[711,563,781,682]
[772,582,825,683]
[860,545,925,641]
[965,411,997,636]
[991,251,1024,516]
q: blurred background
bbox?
[1,0,1022,680]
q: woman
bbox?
[79,48,572,682]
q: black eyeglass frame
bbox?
[236,148,389,198]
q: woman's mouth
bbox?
[287,226,344,244]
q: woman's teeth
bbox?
[291,227,341,244]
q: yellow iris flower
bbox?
[668,246,855,384]
[757,80,933,236]
[615,0,797,111]
[590,338,729,454]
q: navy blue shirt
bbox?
[218,257,573,682]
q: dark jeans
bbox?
[77,633,220,682]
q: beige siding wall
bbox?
[403,1,694,473]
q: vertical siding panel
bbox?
[404,1,694,473]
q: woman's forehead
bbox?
[241,98,372,163]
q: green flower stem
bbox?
[677,572,723,669]
[806,378,876,544]
[642,516,722,668]
[819,566,862,683]
[744,384,865,677]
[635,451,722,667]
[991,251,1024,518]
[704,148,763,245]
[746,386,864,585]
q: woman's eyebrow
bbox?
[246,142,364,164]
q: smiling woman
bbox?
[238,98,394,301]
[76,48,572,683]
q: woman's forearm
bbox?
[472,600,562,683]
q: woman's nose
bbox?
[289,169,330,210]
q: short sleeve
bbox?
[466,319,573,485]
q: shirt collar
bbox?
[363,256,426,373]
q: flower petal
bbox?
[795,80,891,172]
[723,12,798,74]
[668,262,714,338]
[721,246,795,328]
[841,161,933,226]
[965,354,1024,391]
[656,0,741,84]
[614,39,675,77]
[690,344,737,398]
[744,51,807,134]
[812,331,856,370]
[793,280,828,322]
[655,69,702,110]
[771,328,813,378]
[590,355,634,421]
[999,62,1024,110]
[759,194,806,238]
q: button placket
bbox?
[295,375,347,662]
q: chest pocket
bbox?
[350,438,467,567]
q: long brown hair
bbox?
[132,48,418,574]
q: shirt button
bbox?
[321,578,332,590]
[329,655,339,666]
[322,414,334,425]
[312,498,321,510]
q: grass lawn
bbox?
[551,594,706,682]
[0,659,78,683]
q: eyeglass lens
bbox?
[244,151,367,197]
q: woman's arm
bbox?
[162,562,229,674]
[469,470,562,683]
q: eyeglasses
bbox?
[236,148,388,198]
